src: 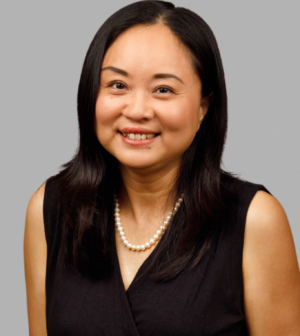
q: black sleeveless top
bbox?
[43,177,269,336]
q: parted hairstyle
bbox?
[53,0,235,281]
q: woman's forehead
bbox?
[102,24,195,77]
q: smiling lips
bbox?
[122,133,156,140]
[119,127,159,142]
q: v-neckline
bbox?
[113,223,159,295]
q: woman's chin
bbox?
[118,160,156,171]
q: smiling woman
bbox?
[95,24,207,171]
[24,1,300,336]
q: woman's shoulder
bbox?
[24,183,48,335]
[222,175,293,250]
[244,185,292,260]
[24,183,47,278]
[26,183,46,226]
[25,175,64,254]
[26,175,62,238]
[242,184,300,333]
[222,176,300,332]
[25,179,51,246]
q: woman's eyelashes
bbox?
[154,86,174,94]
[107,81,175,94]
[108,82,127,90]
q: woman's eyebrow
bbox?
[153,73,183,83]
[101,66,128,76]
[101,66,183,83]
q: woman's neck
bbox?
[118,162,180,230]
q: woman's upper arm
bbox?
[243,190,300,336]
[24,183,47,336]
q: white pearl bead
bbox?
[136,245,141,251]
[154,234,159,240]
[115,208,120,213]
[157,229,162,236]
[160,225,165,231]
[119,232,125,237]
[117,226,123,232]
[176,202,180,207]
[121,236,126,241]
[131,245,136,250]
[149,239,155,245]
[178,198,183,203]
[169,211,173,216]
[124,240,128,245]
[167,216,171,221]
[127,243,132,249]
[116,222,121,227]
[145,242,150,248]
[163,220,168,225]
[141,245,145,250]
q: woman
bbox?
[24,1,300,335]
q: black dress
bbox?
[43,176,269,335]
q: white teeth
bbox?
[122,133,156,140]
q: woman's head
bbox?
[77,0,227,180]
[95,23,209,172]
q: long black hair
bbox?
[53,0,234,280]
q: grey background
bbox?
[1,0,299,334]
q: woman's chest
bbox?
[46,240,248,336]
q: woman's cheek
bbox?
[158,102,198,133]
[96,96,122,122]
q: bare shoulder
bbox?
[24,183,47,335]
[26,183,46,219]
[246,190,289,229]
[244,191,298,268]
[243,190,300,335]
[25,183,47,252]
[24,182,47,274]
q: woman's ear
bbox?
[197,92,214,130]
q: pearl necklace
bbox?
[114,194,184,252]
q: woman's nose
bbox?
[122,92,154,121]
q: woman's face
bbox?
[95,24,209,172]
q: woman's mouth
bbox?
[121,133,158,140]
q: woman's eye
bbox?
[156,87,173,94]
[109,82,126,90]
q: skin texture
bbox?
[24,23,300,335]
